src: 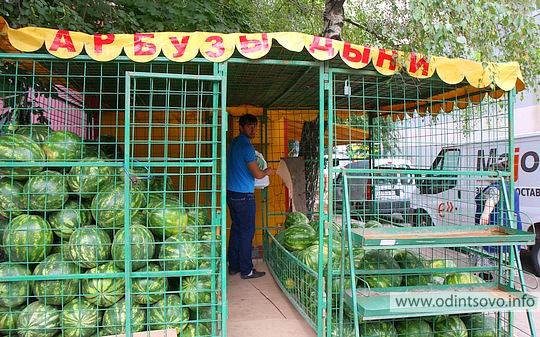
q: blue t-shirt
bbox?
[227,134,256,193]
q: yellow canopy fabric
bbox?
[0,17,524,93]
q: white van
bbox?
[333,158,416,216]
[409,132,540,273]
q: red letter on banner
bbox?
[342,43,370,64]
[205,36,225,58]
[94,34,115,54]
[375,48,397,70]
[239,34,269,54]
[308,36,334,57]
[169,36,191,57]
[409,52,430,76]
[49,30,76,52]
[134,34,157,56]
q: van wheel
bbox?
[414,210,433,227]
[531,241,540,276]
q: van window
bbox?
[420,148,460,194]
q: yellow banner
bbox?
[0,17,524,92]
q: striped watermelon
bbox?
[131,263,168,305]
[23,170,69,211]
[283,211,309,229]
[41,130,83,162]
[148,294,189,332]
[433,316,468,337]
[0,178,26,219]
[158,235,198,271]
[182,322,211,337]
[111,224,155,271]
[358,250,402,288]
[395,318,433,337]
[30,253,79,306]
[101,298,146,336]
[182,275,212,307]
[47,199,92,239]
[295,244,327,271]
[3,214,53,263]
[81,261,125,307]
[91,183,145,230]
[393,249,430,286]
[149,175,175,192]
[16,301,60,337]
[15,124,52,144]
[66,158,117,198]
[185,203,208,226]
[283,224,317,251]
[0,263,31,307]
[68,226,111,269]
[61,297,102,337]
[430,258,458,277]
[462,313,497,337]
[0,134,45,180]
[148,200,189,239]
[359,320,397,337]
[0,303,25,335]
[444,273,485,285]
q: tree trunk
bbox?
[321,0,345,41]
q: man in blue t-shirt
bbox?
[227,114,273,279]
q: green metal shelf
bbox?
[350,225,535,248]
[344,283,538,320]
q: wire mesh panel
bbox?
[0,56,226,336]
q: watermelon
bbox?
[47,199,92,239]
[3,214,54,263]
[91,183,145,230]
[444,273,485,285]
[148,294,189,332]
[462,313,497,337]
[81,261,125,307]
[185,203,208,227]
[0,134,46,180]
[430,258,458,277]
[66,158,117,198]
[283,224,317,251]
[0,178,26,219]
[81,142,103,158]
[23,170,69,211]
[0,263,30,307]
[395,318,434,337]
[432,315,468,337]
[273,230,286,246]
[68,226,111,269]
[0,303,25,335]
[149,175,175,192]
[15,124,52,144]
[101,298,146,336]
[358,250,402,288]
[111,224,155,271]
[131,263,168,305]
[359,320,397,337]
[181,322,211,337]
[41,130,83,161]
[393,249,430,286]
[295,244,327,271]
[181,274,212,307]
[365,219,383,228]
[31,253,79,306]
[130,211,149,227]
[330,320,356,337]
[16,301,61,337]
[283,211,309,229]
[61,297,102,337]
[158,235,198,271]
[148,200,189,239]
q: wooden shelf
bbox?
[350,225,535,248]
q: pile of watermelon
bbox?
[0,129,220,337]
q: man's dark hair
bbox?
[238,114,258,127]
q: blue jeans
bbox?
[226,191,256,276]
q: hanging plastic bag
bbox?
[254,151,269,189]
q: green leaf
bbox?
[456,36,467,44]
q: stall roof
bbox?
[0,17,525,119]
